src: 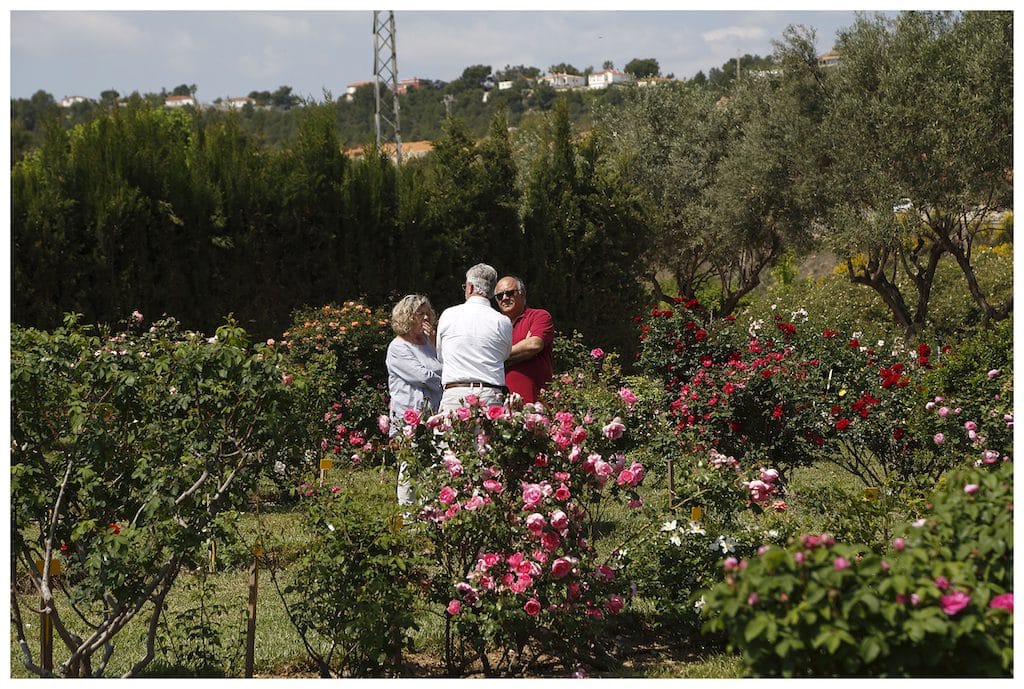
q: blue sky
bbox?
[7,4,903,103]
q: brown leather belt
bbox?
[444,381,508,392]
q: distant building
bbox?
[818,50,841,68]
[164,95,196,108]
[498,80,514,90]
[587,69,634,89]
[540,72,587,90]
[224,96,255,110]
[636,76,675,88]
[59,95,87,108]
[345,80,374,101]
[345,77,422,101]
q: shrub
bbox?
[267,478,427,677]
[393,397,646,676]
[9,313,304,677]
[700,460,1013,677]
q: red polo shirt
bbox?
[505,306,554,403]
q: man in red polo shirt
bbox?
[495,275,555,404]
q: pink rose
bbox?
[617,468,637,487]
[747,592,760,606]
[526,513,546,534]
[892,537,906,551]
[541,531,560,552]
[596,564,616,582]
[523,598,541,616]
[602,417,626,440]
[989,593,1013,613]
[940,591,971,616]
[554,483,571,501]
[933,432,945,445]
[606,594,624,615]
[486,405,507,421]
[483,479,504,493]
[455,406,472,422]
[281,373,294,386]
[447,600,462,615]
[834,556,851,571]
[964,483,979,495]
[935,576,950,590]
[550,509,568,531]
[590,348,605,360]
[617,387,638,407]
[464,394,479,406]
[377,414,391,434]
[438,486,458,505]
[759,468,780,484]
[522,482,544,508]
[964,420,978,431]
[551,557,576,579]
[403,408,421,426]
[723,557,738,571]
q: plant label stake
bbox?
[319,457,333,486]
[245,542,262,678]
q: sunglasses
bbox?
[494,289,520,301]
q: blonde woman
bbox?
[386,294,443,505]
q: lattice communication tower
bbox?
[373,10,403,164]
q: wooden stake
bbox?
[667,457,675,509]
[36,558,60,675]
[244,543,262,678]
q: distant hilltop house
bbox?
[587,68,634,89]
[636,76,675,87]
[164,94,196,108]
[541,72,588,90]
[223,96,256,110]
[59,95,87,108]
[817,50,841,68]
[345,77,423,101]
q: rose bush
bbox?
[699,459,1013,676]
[392,397,646,676]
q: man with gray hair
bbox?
[436,263,513,412]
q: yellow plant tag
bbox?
[320,457,334,471]
[690,506,703,522]
[863,487,880,501]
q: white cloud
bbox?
[701,25,767,44]
[11,12,149,54]
[238,13,317,39]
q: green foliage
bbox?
[155,573,243,676]
[271,478,426,677]
[9,313,304,676]
[700,460,1013,677]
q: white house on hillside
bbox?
[59,95,87,108]
[164,95,196,108]
[224,96,256,109]
[587,69,634,89]
[541,72,587,90]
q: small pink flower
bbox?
[482,479,504,493]
[747,592,760,606]
[964,483,980,495]
[281,373,294,386]
[834,556,851,571]
[590,348,605,360]
[526,512,546,534]
[933,432,945,445]
[940,591,971,616]
[403,408,421,426]
[616,468,637,487]
[447,600,462,615]
[602,417,626,440]
[265,337,275,346]
[628,498,643,509]
[541,531,560,552]
[937,406,950,417]
[723,557,738,571]
[987,369,1000,379]
[377,414,391,434]
[892,537,906,551]
[617,387,638,407]
[964,420,978,431]
[794,551,805,565]
[523,598,541,616]
[551,557,576,579]
[486,405,507,421]
[935,576,950,590]
[464,394,479,406]
[759,468,780,484]
[455,406,472,422]
[606,594,624,614]
[989,593,1013,613]
[554,483,571,501]
[549,509,568,531]
[438,486,458,505]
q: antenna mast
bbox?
[373,10,403,164]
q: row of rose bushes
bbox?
[10,298,1012,676]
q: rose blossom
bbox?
[602,417,626,440]
[403,408,421,426]
[987,369,1000,379]
[482,479,504,493]
[590,348,605,360]
[964,483,980,495]
[759,468,780,484]
[486,405,507,421]
[281,373,294,386]
[523,598,541,616]
[834,556,851,571]
[551,557,576,579]
[554,483,571,501]
[933,433,945,445]
[447,600,462,615]
[522,483,544,508]
[989,593,1013,612]
[892,537,906,551]
[617,387,638,408]
[747,593,760,606]
[377,414,391,435]
[438,486,458,505]
[541,531,560,552]
[526,513,546,534]
[550,509,568,531]
[940,591,971,616]
[606,594,624,614]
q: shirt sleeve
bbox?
[387,341,442,387]
[530,309,555,346]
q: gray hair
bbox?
[390,294,435,336]
[500,275,526,295]
[465,263,498,298]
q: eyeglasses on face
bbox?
[494,289,520,301]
